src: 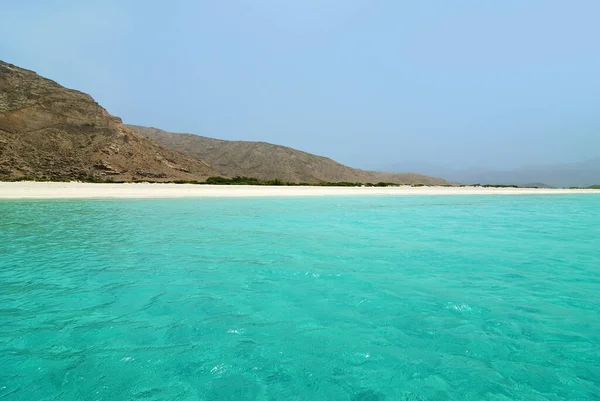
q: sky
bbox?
[1,0,599,170]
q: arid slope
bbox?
[0,61,218,181]
[130,125,449,185]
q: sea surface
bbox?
[1,195,599,401]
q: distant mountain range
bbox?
[0,60,447,185]
[383,159,600,188]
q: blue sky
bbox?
[1,1,599,170]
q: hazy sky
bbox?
[2,1,599,169]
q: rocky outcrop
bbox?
[0,61,219,181]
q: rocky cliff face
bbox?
[129,125,450,185]
[0,61,218,181]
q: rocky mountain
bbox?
[0,60,448,185]
[128,125,449,185]
[0,61,218,181]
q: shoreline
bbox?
[1,182,599,199]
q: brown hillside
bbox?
[129,125,449,185]
[0,61,218,181]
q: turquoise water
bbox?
[1,196,599,401]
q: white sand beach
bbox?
[1,182,599,199]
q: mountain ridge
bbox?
[128,125,449,185]
[0,59,448,185]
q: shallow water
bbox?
[1,195,599,400]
